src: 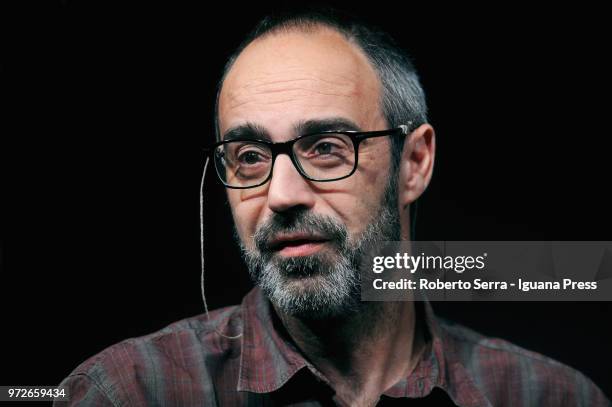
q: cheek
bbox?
[321,175,388,237]
[334,147,392,232]
[227,191,266,247]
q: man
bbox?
[57,10,609,407]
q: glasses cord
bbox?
[200,155,243,339]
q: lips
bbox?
[266,233,329,253]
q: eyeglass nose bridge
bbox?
[267,138,310,181]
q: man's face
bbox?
[218,28,399,318]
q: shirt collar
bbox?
[382,300,492,406]
[237,287,308,393]
[237,288,491,406]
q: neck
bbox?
[274,301,424,406]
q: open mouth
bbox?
[267,235,329,257]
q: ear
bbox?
[398,124,436,212]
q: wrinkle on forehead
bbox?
[218,28,382,132]
[225,70,361,111]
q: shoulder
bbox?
[56,305,242,406]
[438,319,610,407]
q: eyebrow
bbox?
[220,117,362,142]
[221,123,271,142]
[294,117,363,135]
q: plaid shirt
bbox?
[56,288,609,406]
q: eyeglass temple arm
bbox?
[353,123,413,142]
[399,123,412,134]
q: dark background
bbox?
[2,0,611,400]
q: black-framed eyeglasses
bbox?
[204,123,414,189]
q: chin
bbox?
[265,276,361,320]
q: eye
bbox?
[238,150,265,165]
[314,142,334,155]
[294,134,353,165]
[307,137,350,158]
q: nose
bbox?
[267,154,316,213]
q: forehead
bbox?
[218,27,383,138]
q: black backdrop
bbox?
[2,0,611,400]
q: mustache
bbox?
[254,210,348,253]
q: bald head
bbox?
[218,26,385,140]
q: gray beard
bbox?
[239,178,400,320]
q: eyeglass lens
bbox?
[213,133,356,188]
